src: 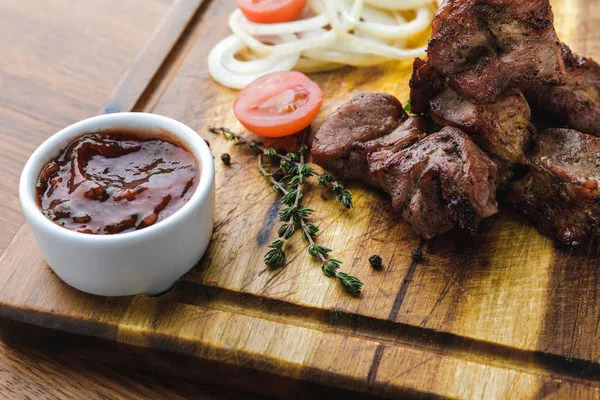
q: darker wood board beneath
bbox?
[1,0,600,398]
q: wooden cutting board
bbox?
[1,0,599,398]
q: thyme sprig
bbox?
[257,152,362,296]
[259,155,303,268]
[210,127,353,209]
[301,220,363,296]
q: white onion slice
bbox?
[343,0,395,25]
[219,35,297,74]
[236,13,328,36]
[347,34,427,59]
[229,10,337,56]
[364,0,436,10]
[302,48,387,67]
[208,0,440,89]
[355,7,433,39]
[208,35,300,89]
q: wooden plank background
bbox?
[0,0,264,398]
[0,0,599,398]
[0,0,170,253]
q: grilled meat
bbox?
[508,128,600,245]
[312,94,499,239]
[311,93,423,186]
[526,44,600,136]
[409,57,444,115]
[368,127,499,239]
[430,88,534,165]
[313,0,599,245]
[427,0,565,104]
[410,58,534,167]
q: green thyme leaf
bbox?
[296,207,313,219]
[264,247,286,268]
[308,244,332,258]
[269,240,284,249]
[288,153,300,163]
[322,259,341,277]
[263,148,277,158]
[277,224,295,239]
[304,222,319,236]
[317,173,333,187]
[332,181,353,209]
[337,272,363,296]
[300,164,314,177]
[279,206,295,222]
[281,190,297,206]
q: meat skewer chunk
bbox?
[312,94,500,239]
[427,0,565,104]
[410,58,534,169]
[429,88,533,166]
[311,93,424,187]
[369,127,499,239]
[525,44,600,137]
[409,57,444,115]
[508,128,600,246]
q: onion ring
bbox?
[209,0,440,89]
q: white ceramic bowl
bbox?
[19,113,215,296]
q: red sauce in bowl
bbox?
[36,130,199,234]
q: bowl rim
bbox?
[19,112,214,244]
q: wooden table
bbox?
[1,0,599,399]
[0,0,262,398]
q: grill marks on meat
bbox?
[409,58,534,168]
[430,88,534,165]
[409,0,564,168]
[312,93,424,186]
[409,57,444,115]
[427,0,565,104]
[311,93,409,186]
[312,93,499,239]
[369,127,499,239]
[508,129,600,245]
[526,44,600,136]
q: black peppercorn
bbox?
[411,248,423,263]
[276,147,288,156]
[369,255,383,270]
[220,153,231,165]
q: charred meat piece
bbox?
[410,58,534,167]
[526,44,600,136]
[409,57,444,115]
[311,93,423,186]
[508,129,600,245]
[427,0,565,104]
[312,94,499,239]
[430,88,534,165]
[369,127,499,239]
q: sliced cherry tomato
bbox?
[235,0,307,24]
[233,71,323,138]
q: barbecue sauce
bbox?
[36,131,198,234]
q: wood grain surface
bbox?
[0,0,599,399]
[0,341,265,400]
[0,0,266,398]
[0,0,171,254]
